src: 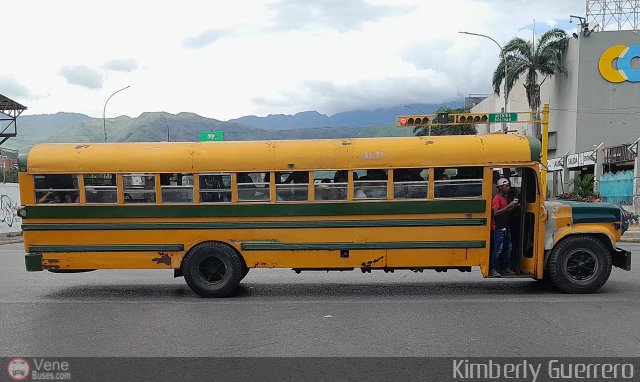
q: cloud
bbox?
[58,65,104,90]
[183,1,410,50]
[267,0,408,32]
[0,76,34,99]
[103,58,139,72]
[183,29,227,49]
[252,74,458,115]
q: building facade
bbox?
[472,29,640,211]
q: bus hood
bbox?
[544,201,628,250]
[556,201,626,229]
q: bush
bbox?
[626,211,640,225]
[557,175,602,202]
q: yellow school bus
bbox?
[17,134,631,297]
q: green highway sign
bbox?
[489,113,518,123]
[199,131,224,141]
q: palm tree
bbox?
[491,28,568,137]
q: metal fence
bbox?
[599,170,633,204]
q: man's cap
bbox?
[497,178,510,186]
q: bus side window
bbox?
[314,170,347,202]
[200,174,231,203]
[123,174,156,204]
[237,172,270,202]
[276,171,309,202]
[34,174,79,204]
[394,168,428,199]
[434,167,483,198]
[160,173,194,203]
[354,169,387,200]
[84,173,117,204]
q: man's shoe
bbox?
[501,268,516,276]
[489,269,501,277]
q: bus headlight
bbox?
[17,208,27,218]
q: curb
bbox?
[0,238,24,245]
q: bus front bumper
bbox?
[612,247,631,271]
[25,253,43,272]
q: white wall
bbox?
[0,183,22,235]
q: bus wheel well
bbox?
[546,233,613,268]
[182,241,248,272]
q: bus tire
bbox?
[182,241,244,298]
[241,267,250,280]
[547,235,612,294]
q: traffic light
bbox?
[455,113,489,124]
[436,113,452,124]
[397,112,489,127]
[396,115,431,127]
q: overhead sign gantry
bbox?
[0,94,27,146]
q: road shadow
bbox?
[39,278,588,300]
[42,284,195,300]
[235,279,567,298]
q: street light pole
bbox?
[458,31,508,133]
[102,85,131,142]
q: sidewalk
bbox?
[0,234,23,245]
[621,224,640,243]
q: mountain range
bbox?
[1,102,462,151]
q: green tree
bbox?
[491,28,568,137]
[1,167,18,183]
[413,107,477,136]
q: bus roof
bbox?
[22,134,541,173]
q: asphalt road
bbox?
[0,242,639,357]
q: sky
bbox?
[1,0,584,121]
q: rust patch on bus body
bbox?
[253,262,278,268]
[47,259,60,263]
[74,144,90,149]
[152,252,172,266]
[361,256,384,267]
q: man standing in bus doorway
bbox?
[489,178,519,277]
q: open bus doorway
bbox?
[492,167,539,277]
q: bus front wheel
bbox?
[547,235,612,294]
[182,242,244,298]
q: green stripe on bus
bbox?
[28,244,184,253]
[22,218,486,231]
[23,200,486,219]
[241,241,485,251]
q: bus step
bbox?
[293,268,354,274]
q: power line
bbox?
[507,99,640,114]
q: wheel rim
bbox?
[198,256,227,284]
[563,249,598,283]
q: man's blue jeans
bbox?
[490,228,512,271]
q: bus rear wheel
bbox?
[182,242,244,298]
[547,235,612,294]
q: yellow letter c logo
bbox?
[599,44,640,83]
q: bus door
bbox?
[517,167,540,275]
